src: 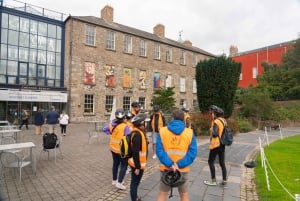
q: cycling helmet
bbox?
[153,105,160,112]
[115,109,125,119]
[131,113,149,126]
[161,170,184,187]
[131,101,140,107]
[125,110,133,119]
[209,105,224,115]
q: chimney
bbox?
[183,40,192,46]
[101,5,113,23]
[153,24,165,38]
[229,45,238,57]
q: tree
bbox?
[151,87,176,113]
[196,56,241,117]
[281,39,300,70]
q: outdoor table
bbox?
[0,129,22,143]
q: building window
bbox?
[192,79,197,93]
[193,53,198,67]
[165,74,172,88]
[84,94,94,113]
[252,67,257,78]
[180,77,186,92]
[166,47,172,62]
[106,30,115,50]
[139,39,147,57]
[180,50,186,65]
[105,95,114,112]
[193,99,198,108]
[123,96,131,111]
[85,25,95,46]
[239,73,243,80]
[180,99,185,107]
[154,43,160,60]
[124,35,132,53]
[139,97,145,109]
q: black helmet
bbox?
[209,105,224,115]
[125,110,133,119]
[153,105,160,112]
[161,170,184,187]
[131,101,140,107]
[131,113,148,126]
[115,109,125,119]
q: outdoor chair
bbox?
[0,151,31,182]
[88,128,101,144]
[39,134,63,163]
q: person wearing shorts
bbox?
[156,109,197,201]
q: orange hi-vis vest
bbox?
[184,113,191,129]
[209,118,225,150]
[159,127,193,172]
[128,127,148,170]
[109,122,127,154]
[126,121,133,132]
[151,112,164,131]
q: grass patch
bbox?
[255,134,300,201]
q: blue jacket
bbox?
[34,112,44,126]
[156,120,198,169]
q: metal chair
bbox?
[88,129,101,144]
[40,134,63,163]
[0,151,31,182]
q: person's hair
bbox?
[172,109,184,121]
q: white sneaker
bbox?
[116,182,126,190]
[152,154,157,159]
[112,180,117,185]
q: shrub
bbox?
[190,112,211,136]
[236,118,253,133]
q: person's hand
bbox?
[134,169,140,175]
[171,163,179,172]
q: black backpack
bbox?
[219,118,233,146]
[43,133,58,149]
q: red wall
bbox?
[231,42,293,88]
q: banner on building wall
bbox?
[0,90,67,102]
[153,72,161,88]
[84,62,95,85]
[139,70,146,89]
[105,65,115,87]
[123,68,131,88]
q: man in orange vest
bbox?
[204,105,228,188]
[128,113,149,201]
[156,109,197,201]
[149,105,166,159]
[131,101,141,117]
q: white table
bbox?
[0,129,22,143]
[0,142,36,173]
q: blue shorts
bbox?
[152,132,159,144]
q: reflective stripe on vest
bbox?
[158,127,193,172]
[128,127,148,170]
[109,122,127,154]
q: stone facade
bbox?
[64,5,215,122]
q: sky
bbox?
[6,0,300,55]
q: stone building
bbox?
[64,5,215,122]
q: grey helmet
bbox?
[115,109,125,119]
[131,113,148,126]
[208,105,224,115]
[125,110,133,119]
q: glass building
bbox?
[0,0,67,124]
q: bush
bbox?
[190,112,211,136]
[236,118,253,133]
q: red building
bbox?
[230,40,295,88]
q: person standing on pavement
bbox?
[103,109,131,190]
[59,111,69,136]
[19,108,29,129]
[45,105,60,133]
[182,108,192,129]
[128,113,149,201]
[131,101,141,117]
[156,109,197,201]
[149,105,166,159]
[204,105,228,188]
[34,108,44,135]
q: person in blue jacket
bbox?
[156,109,198,201]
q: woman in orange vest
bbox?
[128,113,149,201]
[156,109,197,201]
[204,105,228,188]
[103,109,131,190]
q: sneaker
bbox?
[220,180,228,188]
[204,180,217,186]
[112,180,117,185]
[136,197,142,201]
[116,182,126,190]
[63,133,66,136]
[152,154,157,159]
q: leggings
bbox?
[208,145,227,181]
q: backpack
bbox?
[43,133,58,149]
[219,118,233,146]
[120,132,136,158]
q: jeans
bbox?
[130,167,144,201]
[19,119,28,129]
[60,124,67,134]
[208,145,227,181]
[111,151,128,183]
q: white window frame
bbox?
[124,34,132,53]
[84,94,94,113]
[252,67,257,78]
[193,53,198,67]
[180,49,186,65]
[239,73,243,80]
[139,39,147,57]
[154,43,160,60]
[180,77,186,92]
[166,46,172,62]
[138,97,145,109]
[85,25,95,46]
[123,96,131,111]
[106,30,115,50]
[192,79,197,93]
[105,95,114,112]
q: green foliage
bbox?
[255,135,300,201]
[281,39,300,70]
[196,56,241,117]
[236,118,253,133]
[151,87,176,113]
[190,112,211,136]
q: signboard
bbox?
[0,90,67,102]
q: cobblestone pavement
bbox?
[0,124,299,201]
